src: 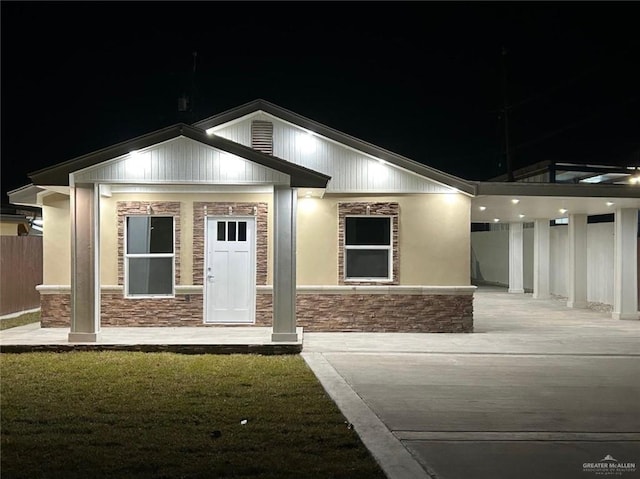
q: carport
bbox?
[470,182,640,321]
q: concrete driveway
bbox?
[302,288,640,479]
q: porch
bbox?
[0,324,302,354]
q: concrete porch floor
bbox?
[0,325,303,354]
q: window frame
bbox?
[344,215,393,282]
[124,215,176,298]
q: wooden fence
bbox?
[0,236,43,316]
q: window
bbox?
[345,216,392,281]
[216,220,248,242]
[125,216,174,296]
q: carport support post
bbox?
[508,222,524,293]
[567,213,587,309]
[69,182,101,342]
[272,186,298,342]
[613,208,639,320]
[533,219,550,299]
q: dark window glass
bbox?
[128,258,173,295]
[127,216,173,253]
[228,221,236,241]
[238,221,247,242]
[346,217,390,245]
[217,221,226,241]
[346,250,389,278]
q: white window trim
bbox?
[124,215,176,298]
[344,215,393,282]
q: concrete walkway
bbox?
[303,289,640,479]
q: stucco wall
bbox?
[297,193,471,286]
[100,193,273,286]
[43,191,470,288]
[42,193,70,285]
[0,223,18,236]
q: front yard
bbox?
[1,352,386,479]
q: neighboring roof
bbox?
[490,160,640,185]
[28,123,331,189]
[193,99,476,195]
[6,185,45,208]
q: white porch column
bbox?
[272,186,298,342]
[69,183,101,342]
[567,213,587,309]
[533,219,550,299]
[508,222,524,293]
[613,208,639,320]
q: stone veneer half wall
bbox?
[38,285,473,332]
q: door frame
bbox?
[203,215,257,324]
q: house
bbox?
[8,99,640,342]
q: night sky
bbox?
[2,1,639,202]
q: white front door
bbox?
[205,217,256,323]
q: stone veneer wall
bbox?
[296,293,473,332]
[222,291,473,333]
[41,294,71,328]
[338,202,399,285]
[117,201,181,285]
[192,202,268,285]
[40,290,472,332]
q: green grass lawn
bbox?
[0,311,40,330]
[1,352,386,479]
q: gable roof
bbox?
[194,99,476,195]
[29,123,330,189]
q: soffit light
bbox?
[559,208,568,214]
[518,214,525,218]
[493,218,500,222]
[511,199,520,204]
[606,201,615,207]
[479,206,487,211]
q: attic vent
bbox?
[251,121,273,155]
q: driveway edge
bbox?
[301,352,433,479]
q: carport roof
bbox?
[471,181,640,223]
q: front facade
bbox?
[12,100,478,341]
